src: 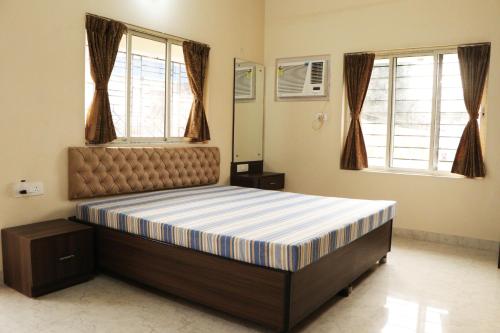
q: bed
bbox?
[68,146,395,332]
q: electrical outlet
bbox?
[12,181,44,197]
[236,164,249,172]
[28,182,44,195]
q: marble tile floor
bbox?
[0,236,498,333]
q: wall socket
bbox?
[236,164,249,172]
[12,181,44,197]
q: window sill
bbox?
[85,138,204,147]
[355,168,471,179]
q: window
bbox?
[170,44,193,137]
[359,49,478,173]
[85,30,193,142]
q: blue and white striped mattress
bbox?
[76,185,396,272]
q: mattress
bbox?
[76,185,396,272]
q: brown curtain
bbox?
[340,53,375,170]
[451,44,490,178]
[85,15,126,144]
[183,41,211,142]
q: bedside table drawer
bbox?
[31,230,93,289]
[259,174,285,190]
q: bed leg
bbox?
[339,284,353,297]
[379,255,387,264]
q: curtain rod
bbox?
[345,42,491,56]
[85,12,208,46]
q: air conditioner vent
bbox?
[310,62,324,84]
[278,64,308,94]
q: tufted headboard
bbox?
[68,146,220,199]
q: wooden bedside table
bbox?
[1,219,94,297]
[231,172,285,190]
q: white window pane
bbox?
[394,86,433,100]
[170,43,184,63]
[170,44,193,137]
[85,35,127,138]
[366,146,386,159]
[393,135,430,148]
[394,124,431,136]
[392,56,434,170]
[370,63,390,79]
[84,49,93,113]
[441,87,464,100]
[361,58,389,167]
[363,123,388,134]
[392,159,429,169]
[441,75,462,88]
[438,136,461,149]
[394,100,432,113]
[438,148,458,162]
[364,100,388,113]
[440,112,469,125]
[441,100,467,113]
[396,76,432,89]
[368,158,386,167]
[437,53,468,171]
[393,147,429,160]
[364,134,387,146]
[438,161,453,171]
[394,112,432,124]
[440,124,467,136]
[130,36,166,138]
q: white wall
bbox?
[264,0,500,241]
[0,0,264,266]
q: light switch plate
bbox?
[12,181,44,197]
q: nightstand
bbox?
[231,172,285,190]
[1,219,94,297]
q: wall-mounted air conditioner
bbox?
[276,56,329,100]
[235,65,256,100]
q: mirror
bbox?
[232,59,264,162]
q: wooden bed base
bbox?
[69,217,392,332]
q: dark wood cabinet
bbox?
[231,172,285,190]
[1,219,94,297]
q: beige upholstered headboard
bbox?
[68,146,220,199]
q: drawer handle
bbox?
[269,182,276,185]
[58,254,76,262]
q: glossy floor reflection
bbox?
[0,237,498,333]
[381,296,448,333]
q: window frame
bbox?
[343,47,487,177]
[86,26,192,144]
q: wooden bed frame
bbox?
[69,216,392,332]
[67,147,393,332]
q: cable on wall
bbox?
[312,112,328,131]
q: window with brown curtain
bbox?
[356,45,489,177]
[340,53,375,170]
[85,15,127,144]
[451,43,490,178]
[183,41,211,142]
[362,52,465,171]
[84,15,209,143]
